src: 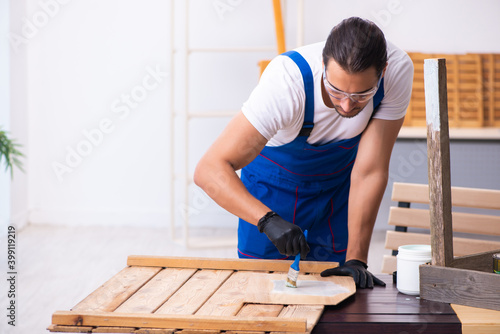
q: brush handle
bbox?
[290,230,308,271]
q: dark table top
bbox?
[313,274,462,334]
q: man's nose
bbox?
[340,98,356,113]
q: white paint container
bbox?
[396,244,432,295]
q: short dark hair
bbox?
[322,17,387,77]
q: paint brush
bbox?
[285,229,308,288]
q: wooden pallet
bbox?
[479,53,500,126]
[406,52,484,127]
[48,256,347,334]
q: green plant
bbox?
[0,128,24,178]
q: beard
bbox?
[332,104,364,119]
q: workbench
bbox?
[314,275,461,333]
[48,256,499,333]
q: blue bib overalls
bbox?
[238,50,384,264]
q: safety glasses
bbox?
[323,67,382,103]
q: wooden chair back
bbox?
[381,182,500,274]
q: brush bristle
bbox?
[286,268,299,288]
[285,277,297,288]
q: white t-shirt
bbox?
[242,40,414,147]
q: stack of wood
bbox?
[405,52,500,127]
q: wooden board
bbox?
[49,256,340,333]
[114,268,197,314]
[420,263,500,311]
[127,255,337,273]
[72,266,162,312]
[451,304,500,334]
[391,182,500,210]
[425,58,454,267]
[52,311,306,332]
[245,273,355,305]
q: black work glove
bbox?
[257,211,310,258]
[320,259,386,289]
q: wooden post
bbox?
[420,59,500,311]
[424,58,454,267]
[272,0,286,54]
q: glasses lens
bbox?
[351,92,375,103]
[323,69,379,103]
[327,89,346,100]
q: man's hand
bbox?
[257,211,310,258]
[320,259,386,289]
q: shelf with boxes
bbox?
[404,52,500,128]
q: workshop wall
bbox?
[6,0,500,232]
[0,0,10,229]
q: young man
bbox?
[194,17,413,288]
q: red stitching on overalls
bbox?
[237,249,261,259]
[258,154,354,176]
[328,199,347,253]
[238,248,289,260]
[338,142,359,149]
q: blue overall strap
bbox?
[282,50,314,137]
[373,77,384,110]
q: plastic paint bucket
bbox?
[396,244,432,295]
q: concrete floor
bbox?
[0,224,389,334]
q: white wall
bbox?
[0,0,10,235]
[8,0,500,229]
[8,0,30,231]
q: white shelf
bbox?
[398,127,500,141]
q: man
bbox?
[194,17,413,288]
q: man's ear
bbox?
[381,62,388,78]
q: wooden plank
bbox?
[236,304,284,317]
[114,268,196,314]
[195,271,250,316]
[72,266,162,312]
[51,311,307,333]
[419,264,500,311]
[492,54,500,126]
[384,231,431,251]
[450,186,500,210]
[424,58,454,267]
[392,182,500,210]
[388,207,500,236]
[48,324,94,333]
[272,305,324,334]
[451,304,500,334]
[135,329,174,334]
[245,273,355,305]
[384,230,500,256]
[452,249,500,271]
[178,330,220,334]
[155,270,233,315]
[485,54,495,126]
[92,327,137,333]
[127,256,337,274]
[391,182,429,203]
[226,304,284,334]
[468,53,483,127]
[381,254,397,274]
